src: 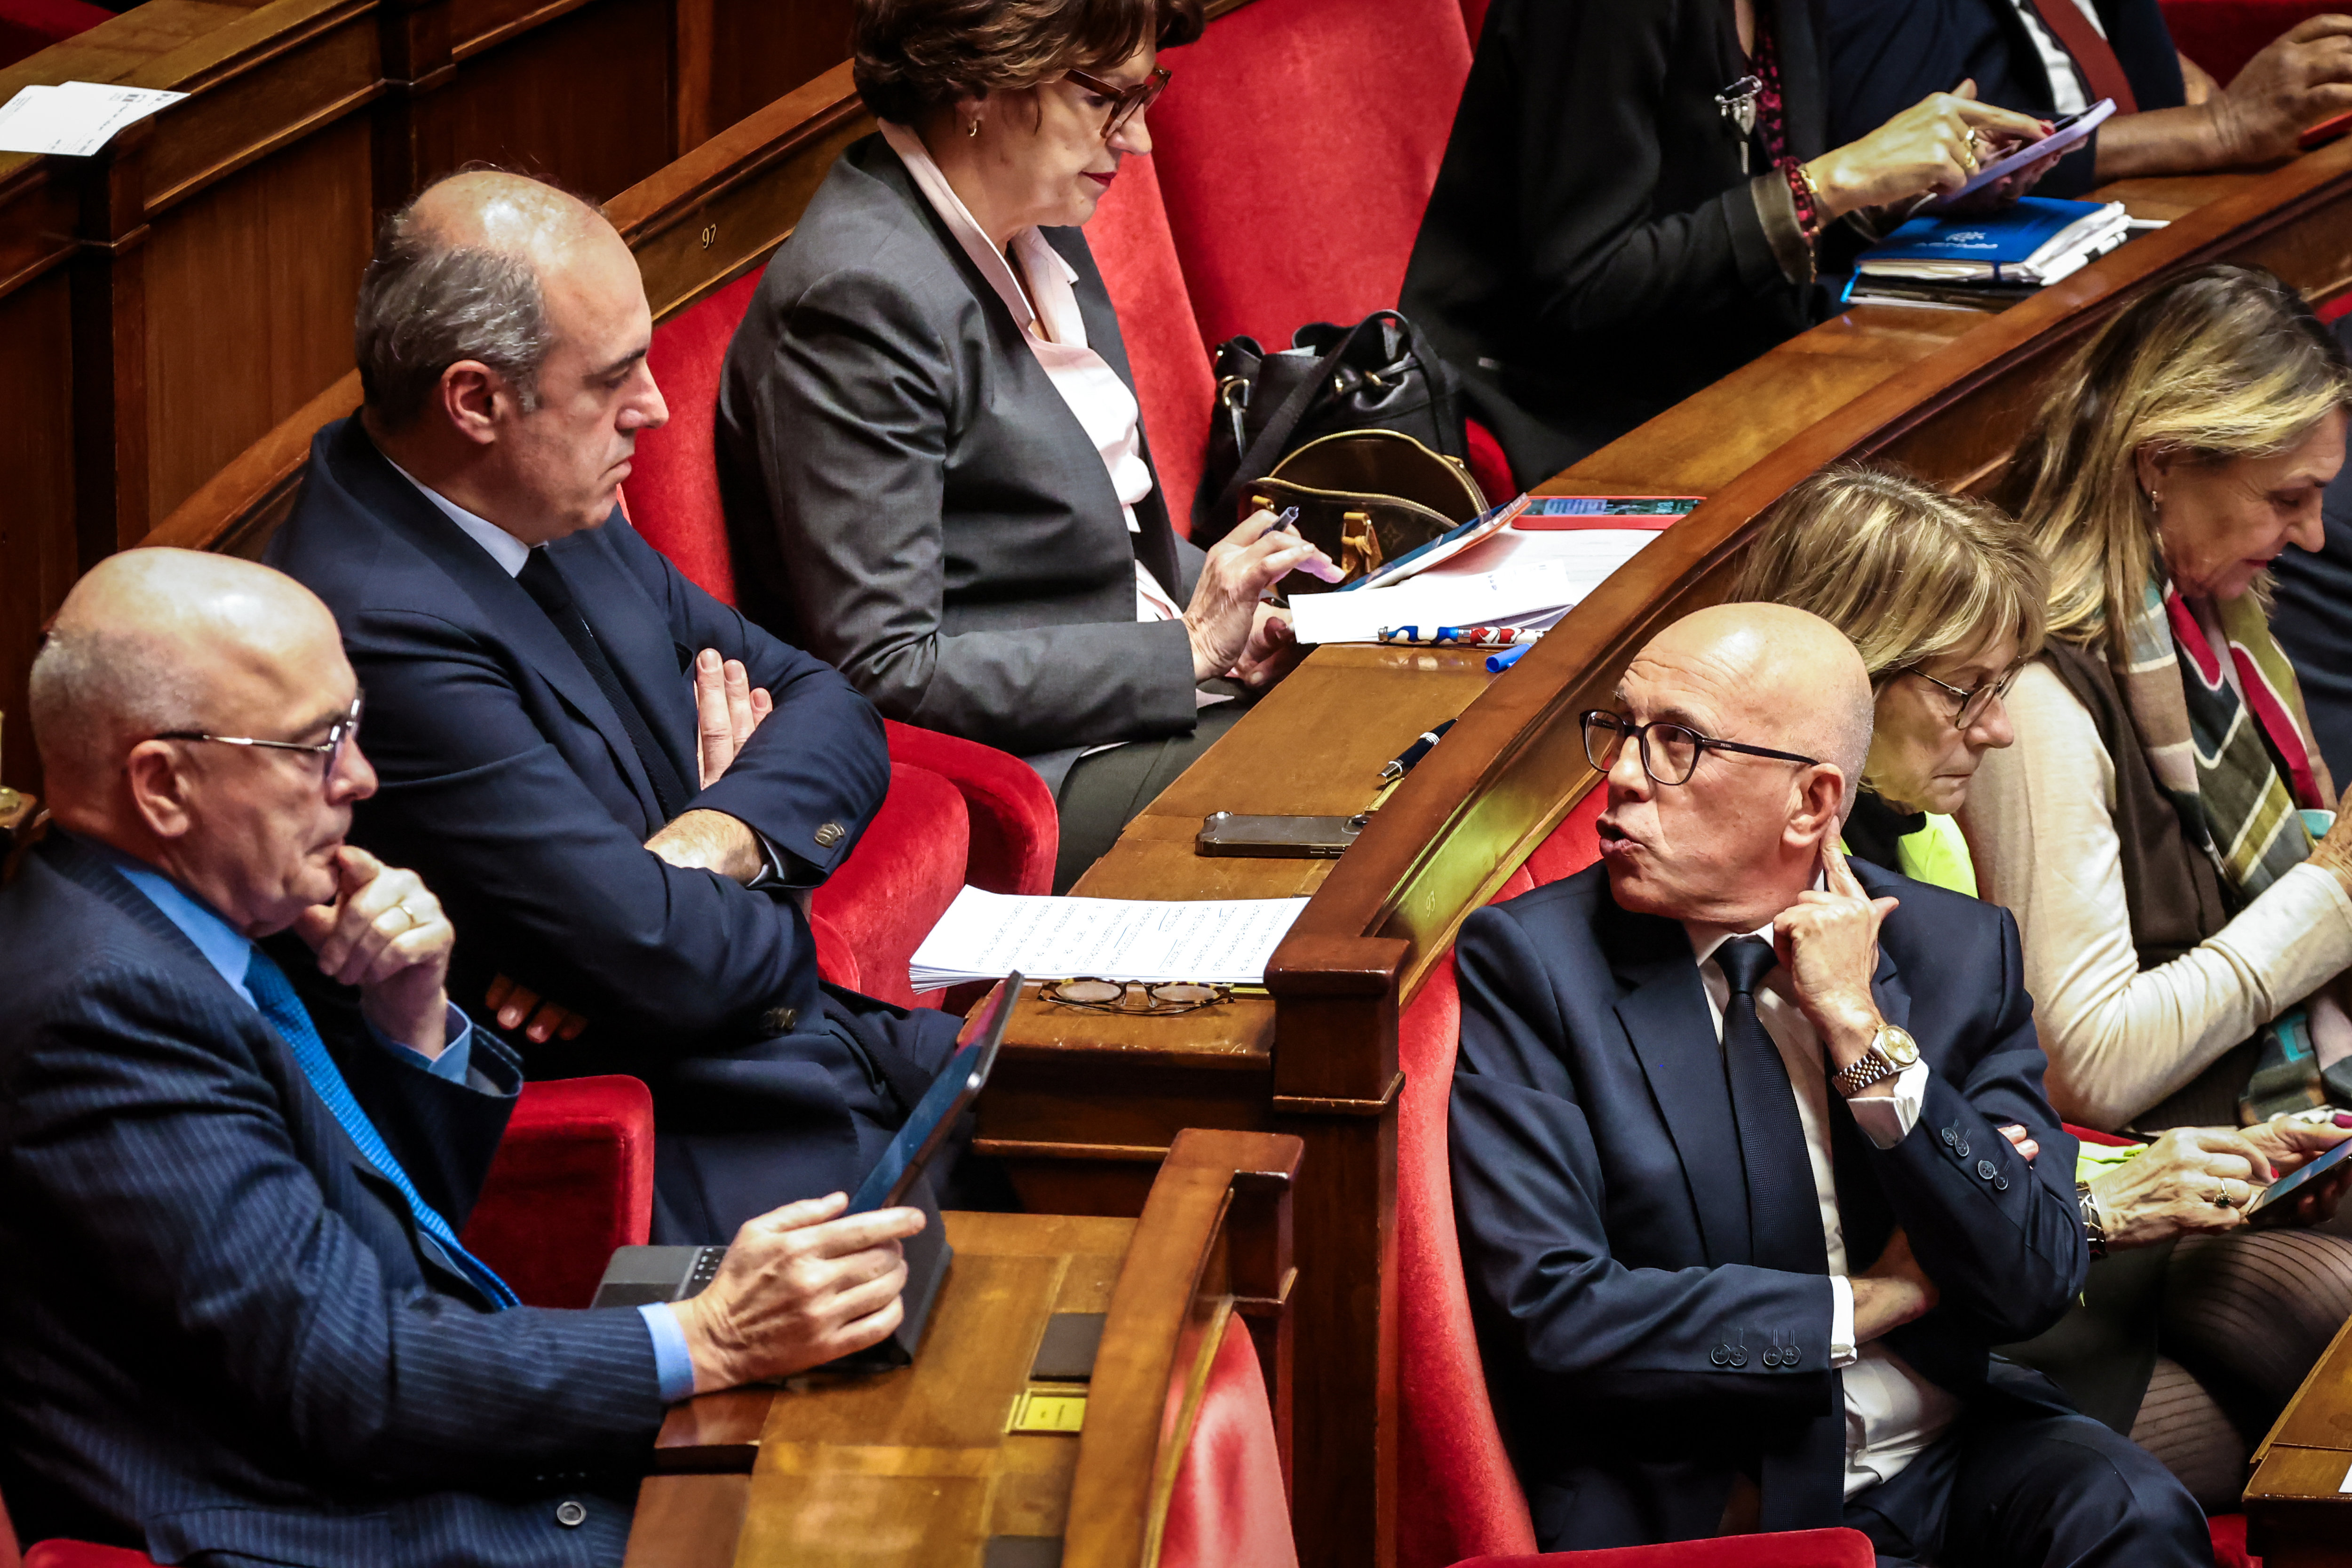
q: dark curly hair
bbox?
[852,0,1205,127]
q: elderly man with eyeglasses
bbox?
[1445,602,2208,1566]
[0,549,927,1566]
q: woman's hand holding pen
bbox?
[1804,80,2051,219]
[1184,507,1336,684]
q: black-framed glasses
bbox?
[158,693,364,779]
[1580,709,1820,788]
[1900,659,2025,730]
[1063,66,1171,140]
[1039,977,1232,1016]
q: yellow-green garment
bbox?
[1845,812,2123,1183]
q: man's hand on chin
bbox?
[1772,837,1901,1093]
[291,845,456,1057]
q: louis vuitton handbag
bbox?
[1243,429,1488,594]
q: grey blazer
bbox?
[715,134,1207,761]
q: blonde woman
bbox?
[1977,264,2352,1134]
[1738,462,2352,1506]
[1957,265,2352,1498]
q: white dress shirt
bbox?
[391,461,533,575]
[1680,916,1959,1498]
[2012,0,2110,118]
[878,119,1182,625]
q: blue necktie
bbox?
[243,947,519,1309]
[1715,938,1829,1276]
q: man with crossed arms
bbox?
[1448,603,2205,1563]
[269,171,984,1243]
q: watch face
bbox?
[1880,1026,1921,1067]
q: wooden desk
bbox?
[2249,1309,2352,1565]
[624,1128,1301,1568]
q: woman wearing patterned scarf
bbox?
[1968,263,2352,1497]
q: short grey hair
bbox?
[354,205,554,427]
[27,622,201,788]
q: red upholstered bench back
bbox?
[628,269,764,606]
[0,0,111,71]
[460,1075,656,1310]
[1088,153,1218,533]
[1148,0,1472,351]
[1396,791,1605,1567]
[2160,0,2333,82]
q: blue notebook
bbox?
[1858,198,2128,284]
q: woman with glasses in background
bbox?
[717,0,1334,892]
[1729,460,2352,1510]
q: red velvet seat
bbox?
[21,1543,154,1568]
[1399,795,2257,1567]
[2160,0,2334,81]
[1088,152,1219,533]
[1453,1533,1877,1567]
[1149,0,1471,354]
[1144,0,1515,511]
[458,1074,658,1309]
[0,0,111,72]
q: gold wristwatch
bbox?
[1830,1022,1920,1097]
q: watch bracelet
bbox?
[2077,1182,2110,1260]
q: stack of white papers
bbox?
[909,887,1311,992]
[1288,529,1661,645]
[0,82,187,158]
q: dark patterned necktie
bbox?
[1714,937,1828,1275]
[516,549,690,821]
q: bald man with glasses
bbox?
[0,550,926,1567]
[1446,603,2206,1565]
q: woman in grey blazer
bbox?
[717,0,1331,891]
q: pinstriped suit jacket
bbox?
[0,836,661,1566]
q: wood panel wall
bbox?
[0,0,854,796]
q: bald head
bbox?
[1638,603,1874,814]
[31,550,345,812]
[405,169,607,267]
[1594,602,1875,928]
[32,549,375,935]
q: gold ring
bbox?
[2209,1189,2237,1208]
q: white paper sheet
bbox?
[0,82,188,157]
[909,887,1311,991]
[1287,529,1661,645]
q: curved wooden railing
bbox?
[623,1127,1301,1568]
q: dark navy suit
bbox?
[267,418,963,1243]
[0,835,659,1565]
[1824,0,2186,198]
[2267,314,2352,790]
[1449,860,2206,1562]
